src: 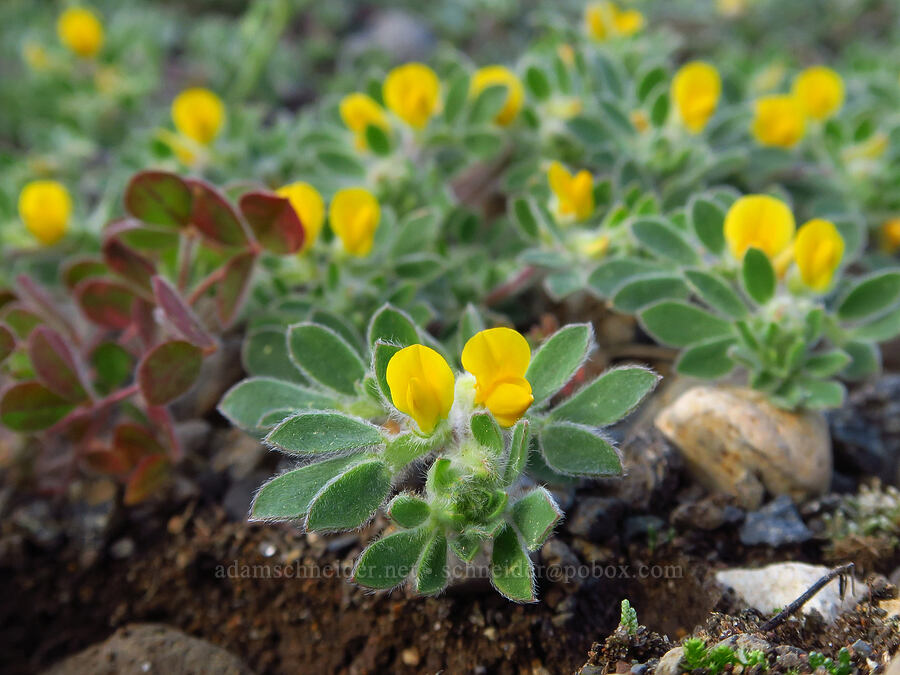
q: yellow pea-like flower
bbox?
[671,61,721,133]
[792,66,844,121]
[387,344,455,434]
[171,88,225,146]
[461,328,534,428]
[470,66,524,126]
[276,182,325,252]
[585,2,645,41]
[724,194,796,261]
[548,161,594,223]
[383,63,441,130]
[751,95,807,148]
[18,180,72,246]
[630,109,650,134]
[339,93,390,152]
[880,219,900,254]
[793,219,845,292]
[57,7,104,58]
[329,187,380,257]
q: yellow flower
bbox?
[276,182,325,252]
[630,109,650,133]
[724,194,796,261]
[383,63,441,129]
[57,7,104,58]
[339,93,390,152]
[546,96,583,120]
[470,66,524,126]
[792,66,844,121]
[751,95,807,148]
[585,2,645,41]
[548,161,594,222]
[171,88,225,146]
[557,44,576,67]
[671,61,721,133]
[576,233,611,259]
[461,328,534,427]
[329,187,380,257]
[386,344,455,434]
[23,42,50,71]
[880,219,900,254]
[18,180,72,246]
[793,219,844,292]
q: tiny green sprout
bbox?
[683,638,709,670]
[220,304,659,601]
[681,639,769,674]
[619,599,639,635]
[808,648,852,675]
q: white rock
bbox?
[655,647,685,675]
[716,562,864,624]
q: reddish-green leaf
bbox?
[114,423,166,465]
[132,298,158,347]
[152,276,215,350]
[102,237,156,292]
[28,326,89,402]
[124,454,171,505]
[146,405,181,460]
[138,340,203,405]
[188,179,248,247]
[84,448,132,476]
[76,280,135,330]
[90,342,134,394]
[239,191,305,254]
[0,381,75,432]
[63,258,108,291]
[124,170,193,228]
[1,304,43,338]
[0,323,14,362]
[217,251,255,327]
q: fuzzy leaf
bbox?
[241,329,307,384]
[612,275,690,312]
[353,527,430,589]
[512,488,562,551]
[373,340,402,403]
[742,248,776,305]
[468,84,508,124]
[639,301,734,347]
[551,366,658,426]
[387,493,430,528]
[123,455,171,505]
[841,341,880,381]
[491,524,534,602]
[471,412,503,454]
[217,251,255,326]
[250,455,361,520]
[28,326,89,402]
[851,306,900,342]
[0,381,75,432]
[684,269,748,319]
[124,171,192,228]
[502,420,530,486]
[219,377,336,433]
[631,218,700,266]
[540,422,622,476]
[443,72,469,124]
[138,340,202,406]
[676,337,737,378]
[837,270,900,322]
[288,322,366,396]
[511,198,540,239]
[804,350,852,378]
[187,179,248,247]
[524,65,551,100]
[102,238,155,292]
[526,323,593,406]
[587,258,660,298]
[309,309,364,353]
[266,412,384,455]
[416,531,448,595]
[76,280,135,330]
[449,532,482,562]
[367,304,419,348]
[801,379,846,409]
[152,276,215,350]
[238,191,305,254]
[690,197,726,254]
[306,459,391,531]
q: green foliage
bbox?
[808,649,852,675]
[681,638,769,674]
[619,599,639,635]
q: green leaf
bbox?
[449,532,482,562]
[742,248,776,305]
[387,493,430,528]
[511,198,540,239]
[639,301,734,347]
[511,488,561,551]
[249,455,360,520]
[238,191,305,254]
[526,323,592,406]
[468,84,508,124]
[443,72,469,124]
[524,65,551,100]
[804,350,851,378]
[684,269,748,319]
[540,422,622,476]
[28,326,88,402]
[588,258,660,298]
[491,524,534,602]
[612,275,690,312]
[382,432,431,469]
[458,303,485,356]
[471,412,503,454]
[124,170,192,228]
[266,412,384,455]
[137,340,202,406]
[502,420,530,486]
[650,90,669,128]
[0,381,75,432]
[837,270,900,322]
[551,366,658,426]
[364,124,391,156]
[187,179,248,247]
[367,304,419,348]
[242,329,307,384]
[800,379,846,409]
[306,459,391,531]
[288,322,366,396]
[841,341,881,381]
[90,342,133,395]
[316,149,366,179]
[416,531,448,595]
[353,527,429,589]
[631,218,700,266]
[544,270,583,300]
[690,197,726,254]
[675,337,736,378]
[851,306,900,342]
[568,116,609,146]
[637,65,667,102]
[219,377,335,434]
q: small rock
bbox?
[850,639,873,659]
[672,496,744,531]
[483,627,498,641]
[109,538,135,559]
[13,501,63,549]
[41,623,252,674]
[878,598,900,619]
[715,562,865,624]
[401,646,420,666]
[608,428,683,512]
[656,386,832,509]
[655,647,685,675]
[774,646,806,670]
[739,496,812,546]
[714,634,771,653]
[631,664,648,675]
[889,655,900,675]
[567,497,625,541]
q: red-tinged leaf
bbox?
[28,326,89,402]
[84,448,132,476]
[63,258,108,291]
[106,218,181,252]
[132,298,158,349]
[187,179,248,247]
[0,323,15,362]
[239,191,305,254]
[217,251,255,327]
[90,342,135,394]
[114,422,166,465]
[124,454,171,505]
[102,238,156,293]
[76,279,135,330]
[138,340,202,405]
[0,381,76,432]
[146,405,181,460]
[1,304,43,339]
[152,276,215,349]
[16,275,79,340]
[124,170,193,228]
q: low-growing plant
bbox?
[220,304,658,600]
[809,648,852,675]
[619,599,639,635]
[682,638,769,674]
